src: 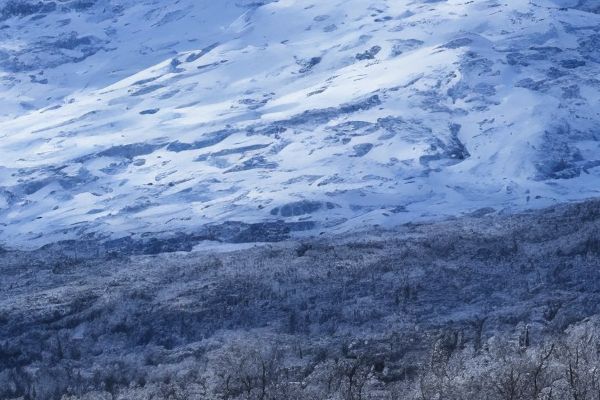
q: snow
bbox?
[0,0,599,247]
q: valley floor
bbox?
[1,199,600,399]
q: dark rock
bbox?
[356,45,382,60]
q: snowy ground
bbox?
[0,0,599,247]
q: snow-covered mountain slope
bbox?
[0,0,599,247]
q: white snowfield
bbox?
[0,0,599,247]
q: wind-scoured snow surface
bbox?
[0,0,599,247]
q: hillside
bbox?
[1,199,599,399]
[0,0,599,247]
